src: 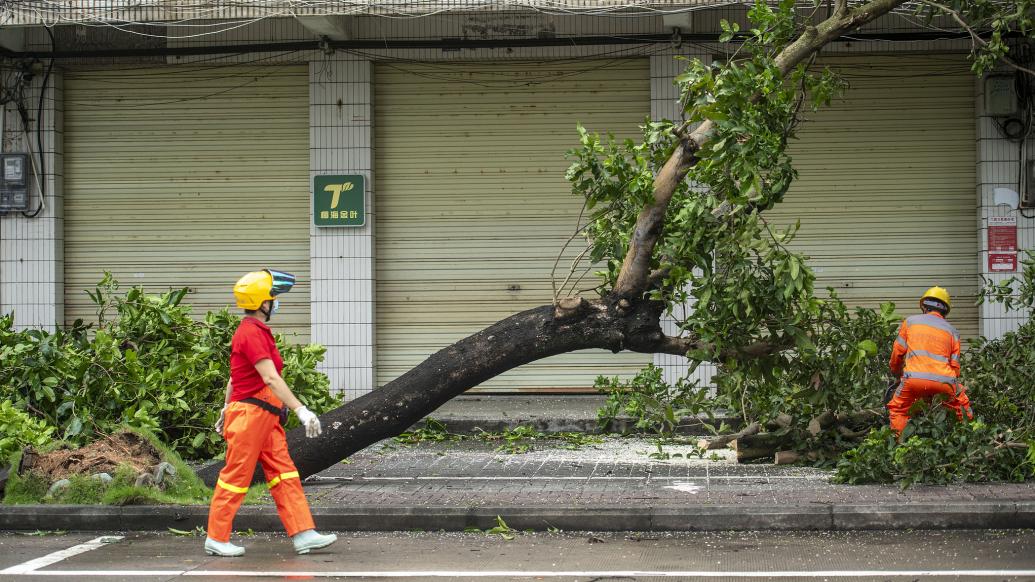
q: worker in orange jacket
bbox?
[887,286,973,435]
[205,269,337,557]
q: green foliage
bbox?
[394,419,462,444]
[394,419,603,453]
[962,253,1035,435]
[713,295,899,425]
[0,400,55,466]
[960,319,1035,434]
[466,515,518,540]
[925,1,1035,74]
[479,425,543,454]
[981,252,1035,313]
[0,274,341,460]
[834,403,1034,487]
[596,364,714,436]
[1,460,50,505]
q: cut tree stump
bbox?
[730,432,795,462]
[807,411,835,436]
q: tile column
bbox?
[310,58,375,400]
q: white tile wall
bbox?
[0,71,63,331]
[975,73,1035,338]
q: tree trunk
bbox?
[198,297,678,485]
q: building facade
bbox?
[0,2,1031,398]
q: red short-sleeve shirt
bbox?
[229,317,284,401]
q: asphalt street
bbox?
[2,529,1035,581]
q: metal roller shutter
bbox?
[775,55,979,338]
[375,59,651,392]
[63,65,311,340]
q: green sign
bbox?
[314,174,365,227]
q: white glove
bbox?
[214,405,228,436]
[295,406,322,438]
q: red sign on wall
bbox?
[989,253,1018,272]
[987,216,1018,273]
[988,216,1018,252]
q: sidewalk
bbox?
[2,396,1035,532]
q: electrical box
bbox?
[0,153,29,212]
[985,74,1019,117]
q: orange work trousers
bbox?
[207,387,315,542]
[887,377,973,434]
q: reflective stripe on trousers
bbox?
[887,377,972,434]
[207,387,315,542]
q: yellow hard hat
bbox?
[920,286,951,314]
[233,269,296,310]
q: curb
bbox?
[3,502,1034,532]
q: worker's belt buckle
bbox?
[241,397,289,426]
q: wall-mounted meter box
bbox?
[985,74,1019,117]
[0,153,29,212]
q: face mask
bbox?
[271,299,280,316]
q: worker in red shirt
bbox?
[887,286,973,435]
[205,269,337,557]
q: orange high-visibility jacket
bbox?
[890,312,961,385]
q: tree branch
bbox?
[919,0,1035,77]
[833,0,849,19]
[610,0,910,301]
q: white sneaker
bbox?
[292,529,337,555]
[204,537,245,557]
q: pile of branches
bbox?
[697,408,883,464]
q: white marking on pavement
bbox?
[663,480,703,494]
[0,536,123,575]
[334,475,827,481]
[13,569,1035,578]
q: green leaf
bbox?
[66,417,83,438]
[858,339,878,356]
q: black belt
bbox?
[240,397,288,426]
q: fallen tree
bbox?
[198,0,1035,485]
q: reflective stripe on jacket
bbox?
[889,312,960,384]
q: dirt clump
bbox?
[21,431,162,481]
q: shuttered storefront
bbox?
[375,60,651,391]
[775,55,978,338]
[64,65,311,340]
